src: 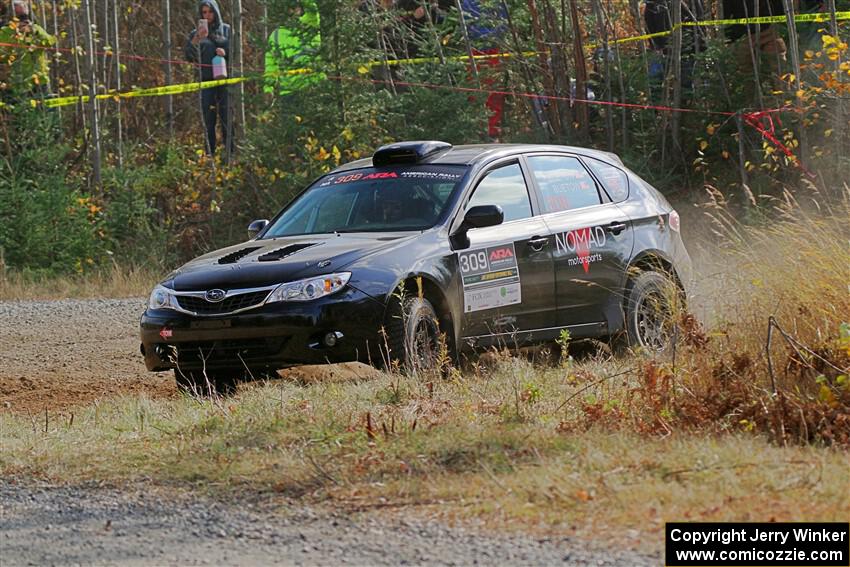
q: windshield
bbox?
[263,165,468,237]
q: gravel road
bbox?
[1,299,656,566]
[1,481,656,566]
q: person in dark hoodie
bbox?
[184,0,232,157]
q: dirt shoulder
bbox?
[0,298,176,414]
[0,298,377,414]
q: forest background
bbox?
[1,0,849,277]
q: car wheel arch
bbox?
[627,250,684,292]
[383,274,457,356]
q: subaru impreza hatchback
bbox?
[141,141,692,392]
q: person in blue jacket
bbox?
[184,0,232,157]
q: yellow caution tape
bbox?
[591,10,850,50]
[28,11,850,109]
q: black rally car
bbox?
[141,141,692,390]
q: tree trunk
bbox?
[568,0,589,142]
[113,0,123,166]
[83,0,102,188]
[528,0,563,138]
[591,0,613,151]
[69,4,87,135]
[163,0,174,140]
[232,0,246,145]
[782,0,808,166]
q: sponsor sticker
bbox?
[159,327,173,340]
[554,225,607,273]
[459,243,522,313]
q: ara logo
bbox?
[554,226,607,274]
[490,248,514,261]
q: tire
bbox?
[174,368,236,396]
[623,270,681,354]
[382,296,441,374]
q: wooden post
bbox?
[83,0,102,187]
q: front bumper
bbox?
[140,287,385,371]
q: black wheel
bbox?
[624,270,681,354]
[383,296,441,374]
[174,368,236,396]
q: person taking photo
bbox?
[184,0,232,158]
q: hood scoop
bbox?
[217,246,261,265]
[258,242,319,262]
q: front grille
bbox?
[174,337,289,366]
[176,290,271,315]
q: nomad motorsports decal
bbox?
[554,226,606,273]
[459,243,522,313]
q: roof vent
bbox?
[257,242,318,262]
[372,141,452,167]
[217,246,261,265]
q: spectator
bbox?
[641,1,704,88]
[265,0,322,96]
[460,0,508,140]
[184,0,232,157]
[0,0,55,103]
[723,0,787,69]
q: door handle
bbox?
[606,221,627,235]
[528,236,549,251]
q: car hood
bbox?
[166,232,417,291]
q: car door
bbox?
[457,160,556,344]
[525,153,635,335]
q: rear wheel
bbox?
[174,368,236,396]
[624,270,681,354]
[383,296,442,374]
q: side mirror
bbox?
[450,205,504,249]
[462,205,504,230]
[248,219,269,238]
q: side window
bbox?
[467,163,532,223]
[527,155,602,213]
[585,157,629,202]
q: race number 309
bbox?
[459,251,488,274]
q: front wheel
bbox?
[624,270,682,354]
[383,296,442,374]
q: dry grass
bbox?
[2,362,847,552]
[0,263,158,301]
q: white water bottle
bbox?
[212,55,227,79]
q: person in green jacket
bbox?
[0,0,55,103]
[264,0,323,95]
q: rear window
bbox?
[585,157,629,202]
[263,165,468,237]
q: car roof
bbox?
[330,143,624,173]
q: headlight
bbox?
[267,272,351,303]
[148,285,177,311]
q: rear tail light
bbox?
[668,210,681,232]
